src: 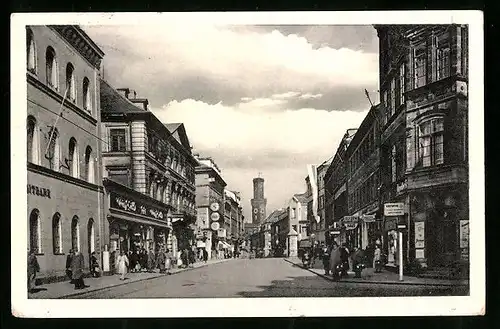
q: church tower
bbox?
[251,174,267,224]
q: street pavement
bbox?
[53,258,469,299]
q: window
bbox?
[68,138,79,178]
[157,184,163,201]
[417,117,444,167]
[47,127,60,172]
[88,219,95,254]
[29,209,41,254]
[110,129,126,152]
[399,64,405,106]
[66,63,76,101]
[52,213,62,254]
[414,44,427,88]
[83,77,92,112]
[391,145,397,182]
[382,91,388,125]
[46,47,58,90]
[27,116,39,164]
[71,216,80,252]
[27,28,36,73]
[436,35,451,80]
[390,78,396,116]
[84,146,94,183]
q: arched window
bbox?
[47,128,60,172]
[68,138,79,178]
[83,77,91,112]
[27,116,39,164]
[66,63,76,101]
[29,209,41,254]
[88,219,95,254]
[84,146,94,183]
[45,46,58,90]
[71,216,80,252]
[26,28,36,73]
[52,213,62,254]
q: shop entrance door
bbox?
[428,212,459,267]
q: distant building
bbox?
[250,176,267,225]
[310,159,332,244]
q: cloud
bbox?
[152,98,368,220]
[299,93,323,100]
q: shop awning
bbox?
[109,208,170,229]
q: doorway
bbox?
[427,209,459,267]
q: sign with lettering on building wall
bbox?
[414,221,425,248]
[342,216,359,230]
[110,192,168,221]
[384,203,405,216]
[27,184,51,198]
[197,208,209,228]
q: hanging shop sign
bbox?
[210,202,220,212]
[342,216,359,230]
[27,184,51,198]
[210,212,220,221]
[110,192,168,221]
[211,222,220,231]
[361,214,377,222]
[384,203,405,216]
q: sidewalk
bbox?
[29,258,233,299]
[284,258,469,287]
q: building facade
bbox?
[194,156,226,260]
[310,160,331,244]
[26,25,105,279]
[375,24,469,274]
[345,104,383,251]
[324,129,358,246]
[100,80,197,262]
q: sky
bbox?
[84,24,380,222]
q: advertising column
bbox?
[384,202,405,280]
[209,201,222,259]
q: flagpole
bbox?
[44,87,68,158]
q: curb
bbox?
[58,259,231,299]
[283,259,468,287]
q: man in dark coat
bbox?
[27,250,40,293]
[71,250,88,289]
[156,248,166,273]
[147,248,156,273]
[339,244,350,277]
[203,248,208,263]
[66,249,74,283]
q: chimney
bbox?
[130,98,149,111]
[117,88,130,99]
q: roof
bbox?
[164,123,192,151]
[293,193,308,204]
[100,79,145,114]
[263,209,286,225]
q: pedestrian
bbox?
[147,248,156,273]
[373,245,382,273]
[140,248,148,272]
[181,248,190,268]
[351,246,365,278]
[329,243,342,279]
[165,249,173,275]
[66,249,74,283]
[117,250,129,280]
[129,250,137,273]
[110,249,116,275]
[90,251,100,277]
[27,249,40,293]
[189,246,196,267]
[71,250,88,290]
[322,243,331,275]
[339,244,350,277]
[156,248,166,274]
[203,248,208,263]
[134,250,142,272]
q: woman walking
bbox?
[329,243,342,280]
[71,250,88,289]
[147,248,156,273]
[90,251,100,277]
[117,250,129,280]
[373,245,382,273]
[165,249,173,275]
[156,248,166,274]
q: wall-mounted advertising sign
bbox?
[384,203,405,216]
[110,192,168,221]
[210,222,220,231]
[27,184,51,198]
[342,216,359,230]
[210,212,220,221]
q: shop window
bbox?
[110,129,126,152]
[27,116,40,164]
[66,63,76,102]
[47,127,60,172]
[68,138,79,178]
[45,46,58,90]
[71,216,80,252]
[83,77,92,112]
[52,213,62,254]
[26,28,37,74]
[413,44,427,88]
[417,117,444,167]
[436,34,451,81]
[29,209,41,254]
[88,219,95,254]
[84,146,94,183]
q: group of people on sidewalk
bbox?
[302,240,383,279]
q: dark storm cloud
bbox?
[229,25,379,53]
